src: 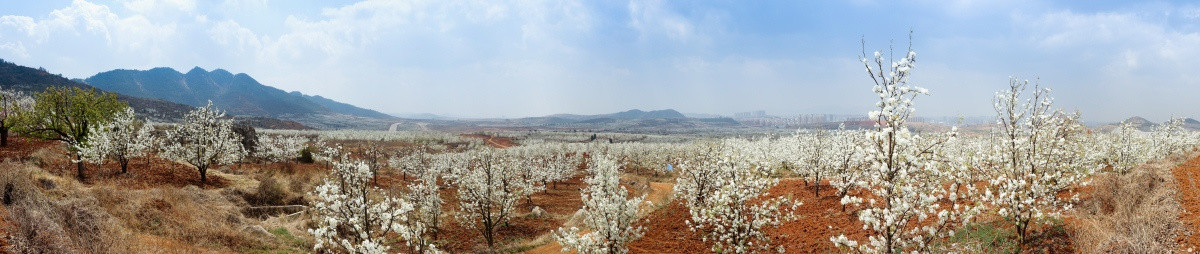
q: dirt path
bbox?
[523,181,675,254]
[486,136,511,148]
[461,134,515,148]
[1174,154,1200,251]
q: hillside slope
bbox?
[84,67,394,121]
[0,59,193,121]
[85,67,331,117]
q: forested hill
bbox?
[0,59,194,121]
[83,67,394,120]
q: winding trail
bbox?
[486,136,511,148]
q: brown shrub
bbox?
[247,177,289,206]
[0,162,40,205]
[55,198,132,254]
[27,147,66,171]
[7,204,75,253]
[0,153,303,253]
[1072,155,1185,253]
[0,162,135,254]
[91,184,270,252]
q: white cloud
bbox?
[0,41,28,58]
[121,0,196,14]
[0,15,37,36]
[628,0,695,42]
[1019,10,1200,75]
[218,0,267,12]
[0,0,185,76]
[1178,5,1200,19]
[1008,9,1200,121]
[207,20,261,55]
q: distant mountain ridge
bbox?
[545,109,687,121]
[1185,118,1200,131]
[290,91,393,119]
[1094,116,1200,132]
[1122,116,1156,131]
[441,108,743,132]
[83,67,393,120]
[0,59,194,121]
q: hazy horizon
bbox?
[2,0,1199,122]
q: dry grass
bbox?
[92,184,270,251]
[0,135,327,253]
[1071,152,1190,253]
[0,161,135,253]
[27,146,68,170]
[0,160,296,253]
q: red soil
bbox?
[627,179,870,254]
[1174,154,1200,251]
[0,135,229,189]
[0,136,57,160]
[374,168,587,253]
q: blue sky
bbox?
[1,0,1198,122]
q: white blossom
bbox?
[256,134,308,163]
[678,140,800,253]
[833,39,976,253]
[161,101,245,183]
[554,156,647,254]
[453,148,525,250]
[77,107,155,173]
[309,160,425,254]
[980,77,1094,250]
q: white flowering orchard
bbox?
[980,77,1094,250]
[309,160,429,254]
[77,107,155,174]
[402,163,443,254]
[0,88,34,147]
[256,134,308,163]
[677,140,799,254]
[453,148,524,250]
[162,101,245,183]
[554,156,647,254]
[831,40,976,253]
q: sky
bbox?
[1,0,1199,122]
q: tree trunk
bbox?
[484,227,495,249]
[814,173,820,197]
[200,166,208,183]
[76,154,86,181]
[0,126,8,147]
[119,157,129,174]
[431,218,440,240]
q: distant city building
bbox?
[733,110,767,118]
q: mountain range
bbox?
[1089,116,1200,132]
[0,59,194,121]
[397,109,744,133]
[83,67,393,120]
